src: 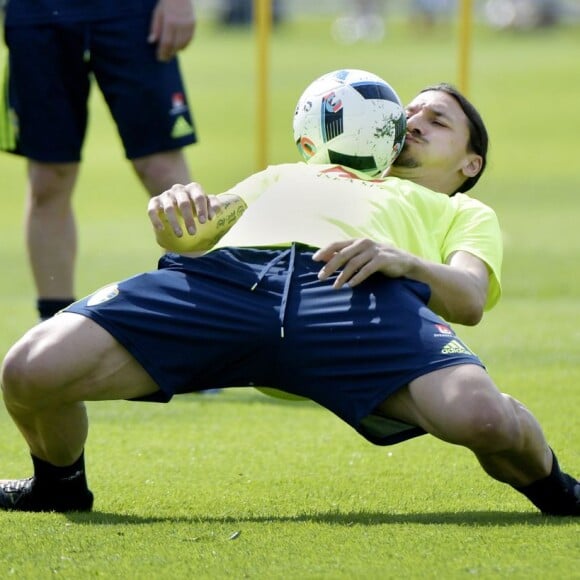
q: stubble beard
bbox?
[392,146,420,169]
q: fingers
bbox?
[147,6,163,47]
[156,23,194,61]
[313,240,366,288]
[312,241,349,264]
[313,239,385,289]
[335,258,378,288]
[147,196,165,231]
[147,182,211,236]
[148,1,196,62]
[313,242,350,280]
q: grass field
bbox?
[0,12,579,579]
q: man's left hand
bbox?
[313,239,414,289]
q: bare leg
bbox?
[474,396,553,485]
[377,365,579,514]
[131,149,191,196]
[1,313,159,466]
[25,152,188,316]
[26,161,79,300]
[377,365,551,486]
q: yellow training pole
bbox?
[255,0,272,170]
[458,0,473,95]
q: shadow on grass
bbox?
[66,509,578,527]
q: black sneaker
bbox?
[0,477,94,512]
[541,477,580,517]
[560,479,580,516]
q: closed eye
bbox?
[432,110,452,127]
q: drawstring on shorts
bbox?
[250,244,298,338]
[83,24,92,63]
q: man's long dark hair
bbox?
[420,83,489,193]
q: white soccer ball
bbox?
[293,69,406,176]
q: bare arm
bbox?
[148,0,196,62]
[313,239,489,326]
[147,182,246,254]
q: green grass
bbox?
[0,14,579,579]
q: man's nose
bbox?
[406,115,423,135]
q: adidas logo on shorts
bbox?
[441,339,472,355]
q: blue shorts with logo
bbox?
[65,246,485,446]
[1,15,196,161]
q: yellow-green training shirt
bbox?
[214,163,503,310]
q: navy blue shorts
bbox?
[1,16,196,161]
[66,247,485,445]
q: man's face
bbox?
[393,90,475,177]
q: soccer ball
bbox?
[293,69,406,176]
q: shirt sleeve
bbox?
[443,197,503,311]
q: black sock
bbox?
[514,450,580,515]
[31,452,89,489]
[37,298,75,321]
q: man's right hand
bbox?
[148,182,219,238]
[148,183,246,254]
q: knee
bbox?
[132,155,158,182]
[1,332,52,409]
[132,151,188,195]
[453,391,521,452]
[28,163,77,206]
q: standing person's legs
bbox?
[4,22,91,319]
[90,15,197,197]
[26,161,79,317]
[132,150,191,196]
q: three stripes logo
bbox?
[441,340,474,356]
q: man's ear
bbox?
[461,154,482,178]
